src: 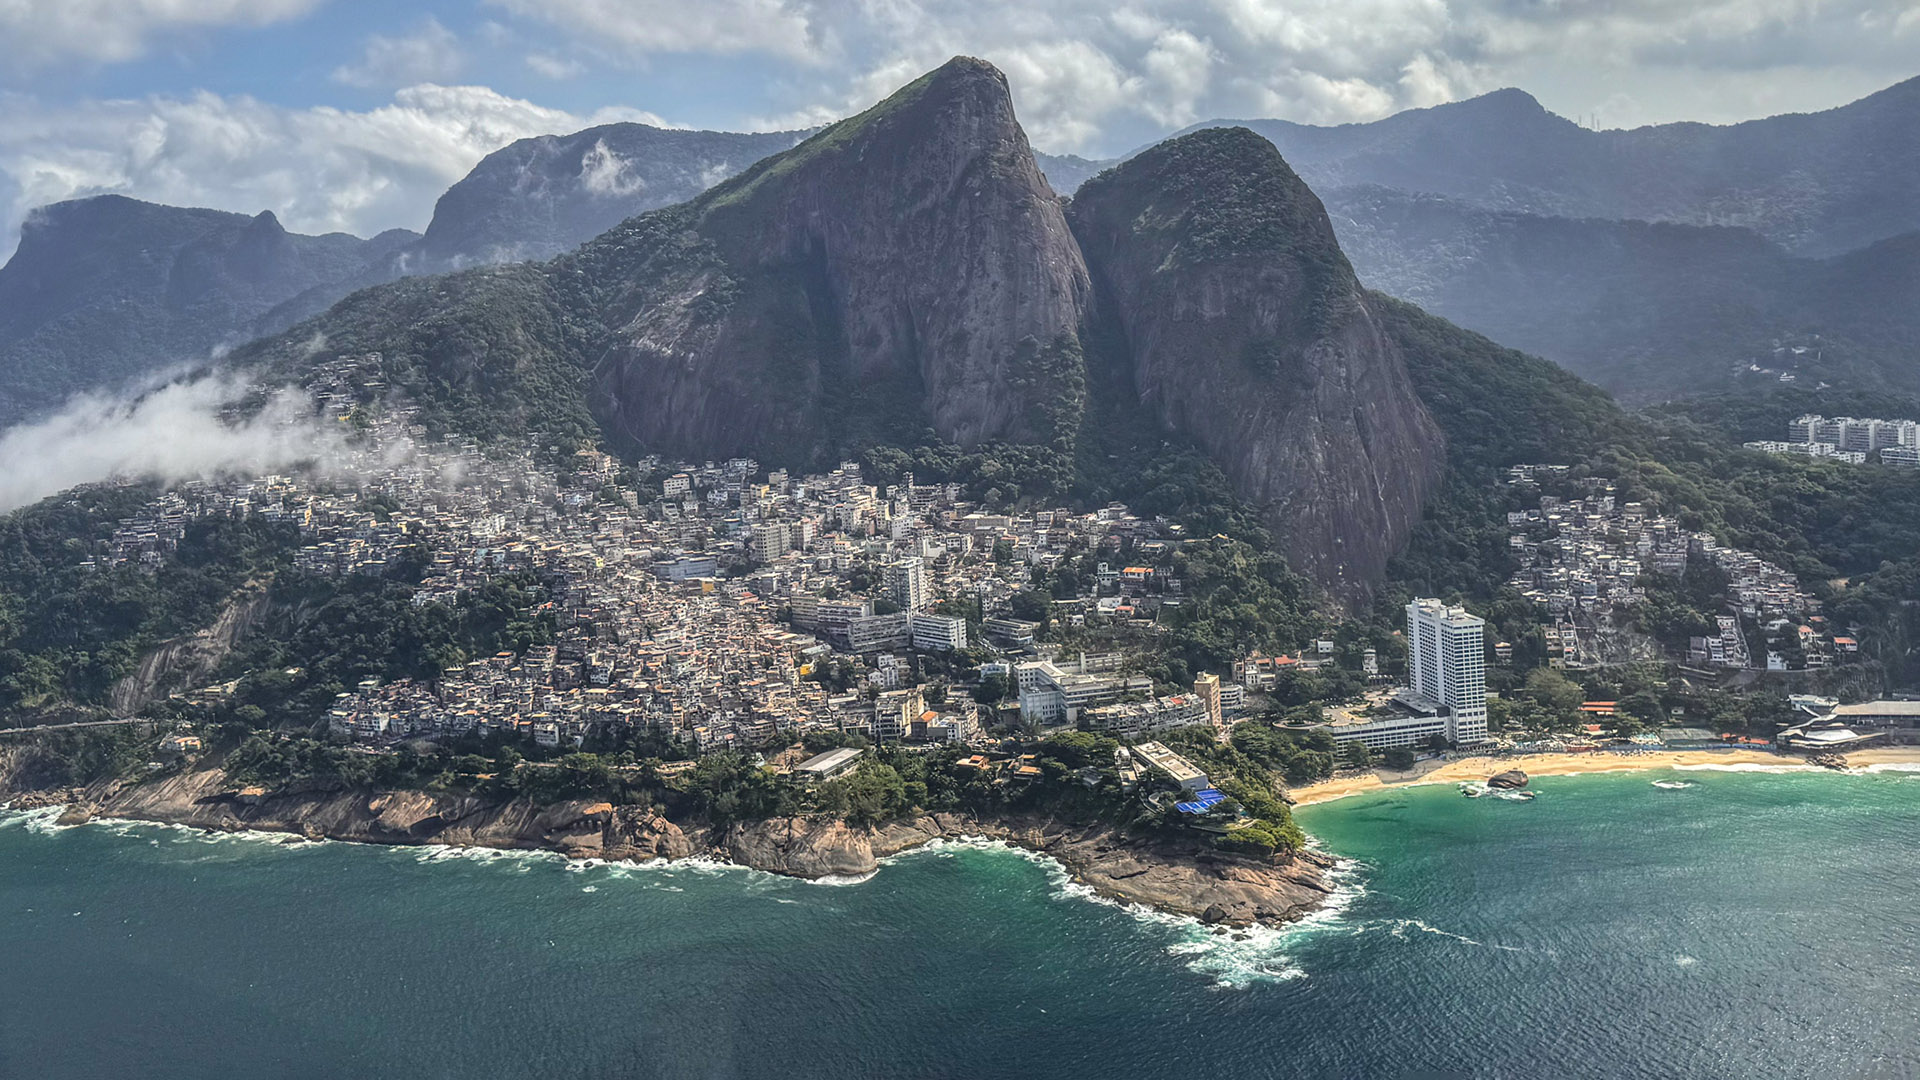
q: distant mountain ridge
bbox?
[0,196,415,424]
[1323,186,1920,403]
[413,122,810,270]
[1179,75,1920,257]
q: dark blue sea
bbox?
[6,763,1918,1079]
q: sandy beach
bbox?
[1288,746,1920,806]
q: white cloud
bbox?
[495,0,1919,151]
[332,18,465,89]
[0,0,323,70]
[487,0,821,62]
[525,52,585,80]
[0,84,661,256]
[578,138,645,196]
[0,374,359,515]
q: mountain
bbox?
[413,123,809,270]
[1321,187,1920,402]
[1187,76,1920,257]
[0,196,416,426]
[589,57,1092,461]
[1068,128,1443,589]
[1325,187,1920,403]
[0,126,814,428]
[231,57,1661,601]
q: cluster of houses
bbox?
[71,369,1286,755]
[1502,466,1835,671]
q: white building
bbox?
[1407,598,1489,746]
[888,555,930,612]
[909,612,968,652]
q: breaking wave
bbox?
[1651,779,1695,790]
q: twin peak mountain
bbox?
[281,57,1452,597]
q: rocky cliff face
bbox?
[588,56,1092,461]
[1069,128,1444,592]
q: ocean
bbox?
[5,765,1918,1080]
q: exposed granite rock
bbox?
[1069,127,1444,595]
[6,767,1333,929]
[589,55,1091,461]
[1487,769,1529,789]
[109,582,272,715]
[52,766,692,862]
[731,811,1336,927]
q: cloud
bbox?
[332,18,465,89]
[578,138,645,196]
[0,374,358,515]
[525,52,585,80]
[500,0,1920,151]
[487,0,821,62]
[0,0,323,71]
[0,84,660,257]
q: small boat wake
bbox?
[1459,782,1536,801]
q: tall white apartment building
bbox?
[1407,598,1489,745]
[888,555,930,612]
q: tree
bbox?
[1382,747,1417,771]
[1525,667,1586,718]
[973,672,1010,705]
[1342,741,1372,770]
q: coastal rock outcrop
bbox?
[1068,128,1445,594]
[589,55,1092,462]
[1487,769,1530,789]
[5,764,1336,929]
[62,765,694,860]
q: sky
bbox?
[0,0,1915,255]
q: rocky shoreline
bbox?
[4,765,1337,928]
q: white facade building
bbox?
[889,556,930,612]
[1407,598,1489,746]
[909,612,968,652]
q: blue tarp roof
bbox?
[1174,789,1228,814]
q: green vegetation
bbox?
[0,487,297,715]
[237,263,601,458]
[1074,127,1359,334]
[207,569,555,727]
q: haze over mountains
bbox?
[3,70,1914,427]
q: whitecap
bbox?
[1674,954,1699,968]
[887,836,1371,988]
[1651,779,1695,790]
[580,885,598,893]
[1863,762,1920,774]
[0,806,71,834]
[1355,918,1524,953]
[805,870,878,887]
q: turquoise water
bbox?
[5,765,1919,1079]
